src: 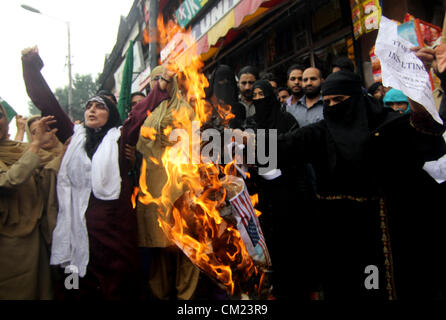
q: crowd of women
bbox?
[1,43,446,300]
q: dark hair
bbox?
[286,64,305,79]
[304,67,324,79]
[260,72,278,83]
[238,66,259,80]
[97,90,117,104]
[277,87,291,95]
[332,56,355,73]
[131,91,146,99]
[27,116,41,129]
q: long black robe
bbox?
[247,80,317,299]
[278,101,446,300]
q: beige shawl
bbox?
[136,66,195,247]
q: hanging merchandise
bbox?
[403,13,442,47]
[369,45,382,82]
[397,13,443,93]
[350,0,382,39]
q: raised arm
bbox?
[433,43,446,122]
[409,47,446,135]
[14,115,27,142]
[120,75,171,146]
[0,116,58,188]
[21,47,73,143]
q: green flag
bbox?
[117,40,134,122]
[0,96,17,123]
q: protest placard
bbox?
[375,16,443,124]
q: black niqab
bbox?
[252,80,281,130]
[85,95,122,158]
[321,71,385,165]
[205,65,246,128]
[205,65,238,105]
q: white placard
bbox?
[375,16,443,124]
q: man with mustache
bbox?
[237,66,259,118]
[287,67,325,127]
[285,64,304,111]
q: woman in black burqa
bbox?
[277,70,446,300]
[205,64,246,129]
[251,80,297,132]
[249,80,318,299]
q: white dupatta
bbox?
[50,124,122,277]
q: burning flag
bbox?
[135,17,271,297]
[227,176,271,267]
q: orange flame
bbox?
[249,193,261,217]
[148,157,159,165]
[140,126,157,140]
[131,187,140,209]
[142,29,150,45]
[136,16,261,296]
[157,13,181,49]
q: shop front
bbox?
[212,0,357,84]
[160,0,358,86]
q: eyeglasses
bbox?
[152,75,171,83]
[86,102,107,111]
[161,76,171,83]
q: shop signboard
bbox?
[191,0,241,41]
[176,0,210,28]
[162,0,242,62]
[160,32,184,62]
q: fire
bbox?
[157,13,181,49]
[140,126,157,140]
[142,29,150,45]
[131,186,139,209]
[249,193,261,217]
[137,16,265,296]
[143,13,182,46]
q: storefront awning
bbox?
[161,0,288,63]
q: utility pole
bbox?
[21,4,74,119]
[67,21,73,119]
[148,0,159,71]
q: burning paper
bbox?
[135,14,271,296]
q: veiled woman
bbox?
[0,103,60,299]
[136,65,200,300]
[205,64,246,129]
[278,70,446,300]
[249,80,318,299]
[26,115,64,156]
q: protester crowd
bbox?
[1,42,446,300]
